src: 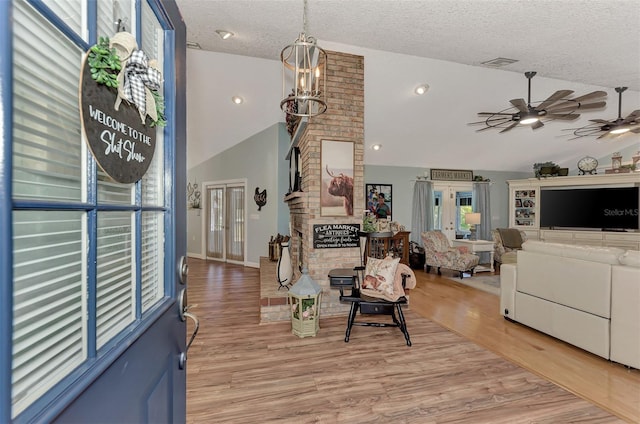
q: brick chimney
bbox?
[285,50,365,317]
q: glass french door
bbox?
[206,183,246,263]
[433,182,474,240]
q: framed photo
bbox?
[365,183,392,221]
[321,140,354,216]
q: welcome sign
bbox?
[79,48,156,183]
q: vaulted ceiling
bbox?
[177,0,640,172]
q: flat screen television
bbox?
[540,186,640,231]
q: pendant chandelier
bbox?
[280,0,327,117]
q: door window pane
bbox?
[141,211,164,311]
[41,0,86,39]
[96,212,134,349]
[140,0,165,207]
[226,186,245,261]
[12,210,86,417]
[13,1,84,202]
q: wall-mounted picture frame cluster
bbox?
[365,183,392,221]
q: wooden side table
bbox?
[451,239,494,272]
[360,231,411,265]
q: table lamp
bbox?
[466,212,481,240]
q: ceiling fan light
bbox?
[610,127,630,135]
[520,117,539,125]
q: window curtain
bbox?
[411,180,434,245]
[473,182,492,263]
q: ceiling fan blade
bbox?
[499,122,519,133]
[535,90,574,111]
[547,101,607,113]
[596,131,616,140]
[509,98,528,113]
[477,112,514,116]
[570,90,607,103]
[545,113,580,120]
[623,109,640,122]
[589,118,612,124]
[475,126,498,132]
[631,127,640,134]
[531,120,544,130]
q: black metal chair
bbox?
[328,231,411,346]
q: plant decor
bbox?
[88,36,121,88]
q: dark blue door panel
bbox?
[51,305,186,424]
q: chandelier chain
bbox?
[303,0,308,34]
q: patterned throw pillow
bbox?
[362,256,400,296]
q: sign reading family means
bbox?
[313,224,361,249]
[80,56,155,183]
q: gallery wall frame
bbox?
[321,139,355,217]
[365,183,392,221]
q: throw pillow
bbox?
[498,228,523,249]
[362,256,400,297]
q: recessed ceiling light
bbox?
[231,96,243,104]
[216,30,234,40]
[371,144,382,151]
[414,84,429,95]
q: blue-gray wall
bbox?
[187,123,539,265]
[187,123,290,266]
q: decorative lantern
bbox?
[288,267,322,338]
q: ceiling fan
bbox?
[564,87,640,140]
[470,71,607,133]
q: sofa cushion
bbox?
[517,249,612,318]
[522,240,625,265]
[619,250,640,268]
[498,228,524,249]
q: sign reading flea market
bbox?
[79,33,162,184]
[313,224,361,249]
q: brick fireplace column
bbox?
[285,50,365,317]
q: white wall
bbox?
[186,49,283,169]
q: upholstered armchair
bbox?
[492,228,528,265]
[420,231,480,278]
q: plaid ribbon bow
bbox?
[123,49,162,118]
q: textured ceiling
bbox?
[177,0,640,172]
[177,0,640,91]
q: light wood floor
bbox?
[185,259,639,423]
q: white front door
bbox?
[433,182,474,240]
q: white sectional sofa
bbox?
[500,240,640,369]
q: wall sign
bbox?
[430,168,474,182]
[313,224,360,249]
[79,34,164,184]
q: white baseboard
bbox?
[187,252,205,259]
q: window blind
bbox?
[141,212,164,311]
[12,210,86,417]
[12,1,83,202]
[41,0,86,40]
[96,212,134,349]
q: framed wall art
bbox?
[365,183,392,221]
[321,139,354,216]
